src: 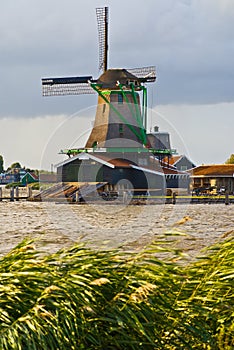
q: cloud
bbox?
[0,0,233,118]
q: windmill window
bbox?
[118,93,123,104]
[102,104,106,113]
[181,165,188,171]
[127,80,138,86]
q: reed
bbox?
[0,234,233,349]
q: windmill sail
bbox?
[42,76,95,96]
[96,7,109,72]
[127,66,156,82]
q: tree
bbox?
[0,155,3,173]
[10,162,21,169]
[225,154,234,164]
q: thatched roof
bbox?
[190,164,234,177]
[97,68,140,89]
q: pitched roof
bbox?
[164,155,196,167]
[55,152,191,178]
[190,164,234,177]
[168,155,182,165]
[162,167,189,175]
[97,68,140,87]
[21,172,39,180]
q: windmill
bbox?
[41,7,171,197]
[42,7,156,151]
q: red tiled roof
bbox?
[162,167,189,175]
[167,155,182,165]
[190,164,234,177]
[30,172,39,180]
[92,154,132,167]
[96,154,165,174]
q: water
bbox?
[1,201,234,258]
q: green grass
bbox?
[0,235,233,349]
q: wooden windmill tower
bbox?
[42,7,156,151]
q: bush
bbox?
[5,182,23,189]
[0,235,233,349]
[28,182,40,190]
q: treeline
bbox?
[0,155,51,174]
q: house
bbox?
[163,165,190,192]
[190,164,234,194]
[21,172,39,186]
[56,150,166,196]
[0,172,14,184]
[55,149,192,196]
[165,155,196,171]
[0,168,26,184]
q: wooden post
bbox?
[27,186,32,198]
[75,191,79,202]
[15,186,19,201]
[0,187,2,201]
[225,191,229,205]
[10,187,14,201]
[172,192,176,205]
[166,189,172,204]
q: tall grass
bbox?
[0,235,233,349]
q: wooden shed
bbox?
[190,164,234,194]
[21,172,39,186]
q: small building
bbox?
[21,172,39,186]
[56,150,166,196]
[0,168,26,184]
[165,155,196,171]
[190,164,234,194]
[163,165,190,192]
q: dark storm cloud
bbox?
[0,0,234,117]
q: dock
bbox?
[0,187,33,201]
[1,184,233,205]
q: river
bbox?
[1,200,234,259]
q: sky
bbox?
[0,0,234,170]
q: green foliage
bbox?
[0,155,3,173]
[28,182,40,190]
[0,236,233,349]
[5,182,23,189]
[225,154,234,164]
[9,162,21,169]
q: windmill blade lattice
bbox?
[42,77,95,96]
[96,7,108,72]
[127,66,156,82]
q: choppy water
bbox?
[0,200,234,258]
